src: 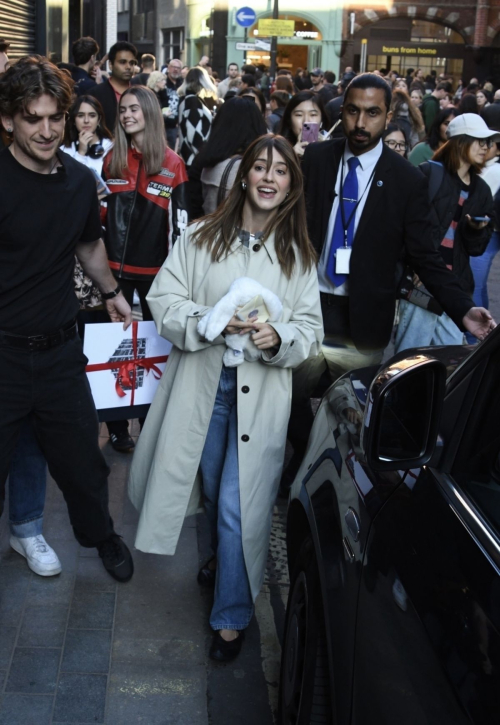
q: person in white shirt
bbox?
[217,62,240,99]
[60,95,113,176]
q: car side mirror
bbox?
[361,355,446,471]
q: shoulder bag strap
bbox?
[217,156,241,207]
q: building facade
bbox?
[341,2,500,85]
[0,0,108,64]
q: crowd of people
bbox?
[0,33,498,665]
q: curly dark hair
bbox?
[0,55,74,117]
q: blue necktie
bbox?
[326,156,360,287]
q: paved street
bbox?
[0,255,499,725]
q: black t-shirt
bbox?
[0,148,102,335]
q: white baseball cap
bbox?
[446,113,500,141]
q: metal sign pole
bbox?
[269,0,279,83]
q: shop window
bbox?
[162,28,184,63]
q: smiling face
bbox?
[119,93,145,136]
[342,86,389,155]
[290,99,321,139]
[243,148,291,218]
[1,93,66,171]
[74,102,99,135]
[110,50,136,83]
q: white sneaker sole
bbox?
[10,538,63,577]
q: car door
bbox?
[304,367,409,724]
[351,339,500,725]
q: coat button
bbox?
[242,386,249,393]
[193,311,199,316]
[290,340,294,346]
[241,434,250,442]
[252,244,261,252]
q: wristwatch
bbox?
[101,285,121,300]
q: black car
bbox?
[279,327,500,725]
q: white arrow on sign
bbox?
[237,11,254,22]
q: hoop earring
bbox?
[241,182,247,190]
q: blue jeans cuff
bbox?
[10,515,44,538]
[211,623,250,631]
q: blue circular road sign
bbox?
[236,6,256,27]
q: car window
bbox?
[451,348,500,535]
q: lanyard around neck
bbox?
[339,155,376,246]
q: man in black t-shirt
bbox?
[0,56,134,582]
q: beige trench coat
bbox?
[128,224,323,600]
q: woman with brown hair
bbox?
[395,112,495,352]
[390,88,424,149]
[129,135,323,662]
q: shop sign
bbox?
[295,31,319,39]
[365,39,465,59]
[258,19,295,37]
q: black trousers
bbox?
[0,335,114,547]
[116,278,154,322]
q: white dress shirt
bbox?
[318,139,384,295]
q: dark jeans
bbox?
[116,278,154,321]
[9,417,46,537]
[0,334,114,547]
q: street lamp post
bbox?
[269,0,279,83]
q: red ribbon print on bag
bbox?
[85,321,168,404]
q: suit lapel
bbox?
[354,145,392,245]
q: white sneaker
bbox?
[10,534,62,577]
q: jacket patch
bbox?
[159,168,175,178]
[147,181,172,198]
[106,179,129,185]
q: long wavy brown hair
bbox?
[191,135,316,277]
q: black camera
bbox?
[87,142,105,158]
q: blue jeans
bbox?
[465,231,500,343]
[395,300,464,354]
[199,366,253,631]
[9,418,47,538]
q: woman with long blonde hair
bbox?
[129,135,323,662]
[102,85,189,323]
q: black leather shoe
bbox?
[197,557,216,587]
[109,432,135,453]
[97,534,134,582]
[209,630,245,662]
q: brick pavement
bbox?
[0,420,282,725]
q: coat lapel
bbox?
[354,144,392,245]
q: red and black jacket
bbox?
[102,146,189,281]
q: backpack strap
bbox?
[418,160,444,203]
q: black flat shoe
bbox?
[97,534,134,583]
[209,630,245,662]
[197,557,216,587]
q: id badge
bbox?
[336,246,352,274]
